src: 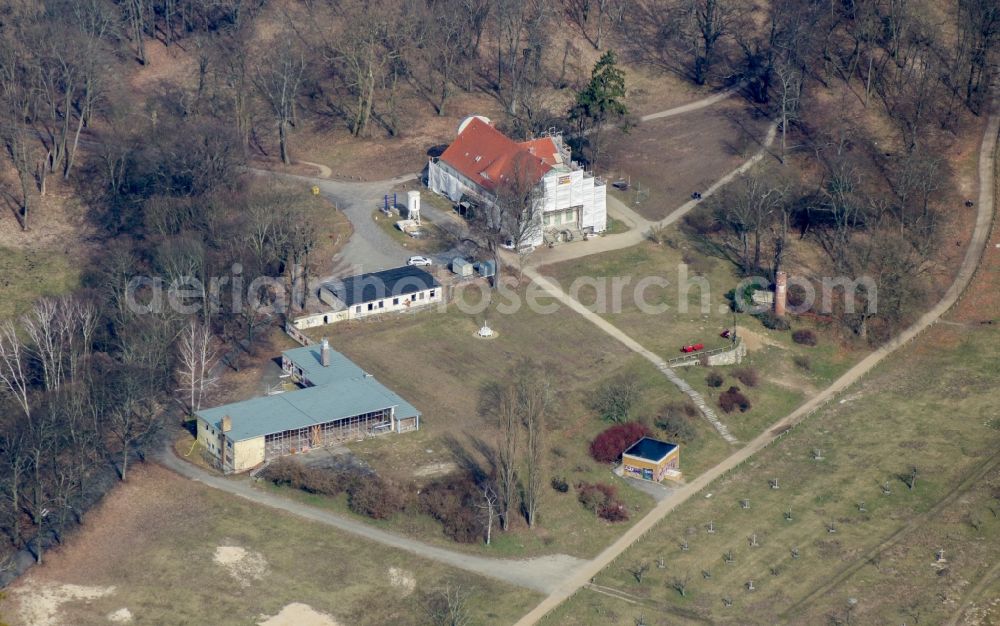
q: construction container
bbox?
[476,260,496,278]
[452,257,474,277]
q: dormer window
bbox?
[474,155,482,162]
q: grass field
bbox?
[290,285,742,559]
[544,318,1000,625]
[265,236,864,560]
[602,100,772,223]
[0,465,541,626]
[538,238,860,444]
[0,246,80,320]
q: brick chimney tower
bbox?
[774,271,788,317]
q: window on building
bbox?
[368,303,374,311]
[429,290,436,298]
[355,305,361,313]
[419,292,424,300]
[393,298,399,305]
[379,301,384,308]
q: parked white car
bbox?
[406,255,433,266]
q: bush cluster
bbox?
[734,367,759,387]
[577,482,629,522]
[551,476,569,493]
[348,474,406,520]
[792,329,818,346]
[655,408,698,443]
[705,371,724,387]
[261,458,406,520]
[755,311,791,330]
[418,475,486,543]
[589,422,651,464]
[788,284,809,308]
[260,458,347,497]
[719,386,752,413]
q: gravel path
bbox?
[157,449,587,594]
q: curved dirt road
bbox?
[157,449,586,593]
[512,111,999,624]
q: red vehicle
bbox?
[681,343,705,353]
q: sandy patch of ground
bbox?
[257,603,342,626]
[413,461,458,478]
[213,546,268,587]
[387,567,416,597]
[106,607,133,623]
[736,327,785,351]
[11,579,116,626]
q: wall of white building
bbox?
[290,286,442,329]
[534,169,607,244]
[428,159,607,248]
[318,286,443,321]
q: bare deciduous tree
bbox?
[104,393,160,482]
[698,169,789,278]
[565,0,624,50]
[492,0,552,117]
[496,384,519,531]
[477,484,498,545]
[629,560,650,583]
[175,319,219,413]
[0,38,36,230]
[252,32,305,164]
[517,360,548,528]
[422,582,472,626]
[671,572,691,596]
[471,156,543,281]
[21,297,91,394]
[0,320,32,420]
[592,374,641,423]
[956,0,999,114]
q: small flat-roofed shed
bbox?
[621,437,680,482]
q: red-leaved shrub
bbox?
[718,386,751,413]
[589,422,651,463]
[577,481,630,522]
[598,501,630,522]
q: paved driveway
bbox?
[297,173,470,277]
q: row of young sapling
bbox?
[617,450,926,616]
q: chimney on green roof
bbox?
[321,338,331,367]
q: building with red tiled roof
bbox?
[428,115,607,247]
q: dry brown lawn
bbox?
[0,464,539,626]
[602,99,773,222]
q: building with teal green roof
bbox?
[195,339,420,473]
